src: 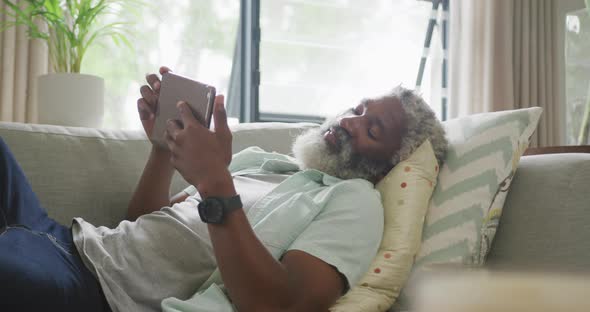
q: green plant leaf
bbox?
[1,0,139,73]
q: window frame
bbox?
[233,0,326,123]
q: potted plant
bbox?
[0,0,133,128]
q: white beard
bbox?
[292,116,389,181]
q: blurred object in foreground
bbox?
[413,271,590,312]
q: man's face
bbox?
[293,96,406,182]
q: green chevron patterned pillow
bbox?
[393,107,542,310]
[415,107,542,268]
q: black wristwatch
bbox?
[197,195,243,224]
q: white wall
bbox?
[555,0,585,144]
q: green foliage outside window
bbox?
[82,0,239,129]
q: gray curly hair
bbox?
[389,86,448,166]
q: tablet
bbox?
[151,72,216,149]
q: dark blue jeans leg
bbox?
[0,138,109,311]
[0,138,48,229]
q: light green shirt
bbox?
[162,147,385,312]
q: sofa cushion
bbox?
[0,123,163,228]
[486,153,590,271]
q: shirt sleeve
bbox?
[286,181,384,289]
[183,185,198,196]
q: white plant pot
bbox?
[37,73,105,128]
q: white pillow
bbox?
[330,140,439,311]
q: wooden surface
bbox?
[524,145,590,155]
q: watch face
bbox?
[198,198,224,224]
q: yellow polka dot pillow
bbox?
[330,140,439,312]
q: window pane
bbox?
[259,0,435,117]
[84,0,239,129]
[565,9,590,145]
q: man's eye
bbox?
[368,129,377,140]
[352,107,363,115]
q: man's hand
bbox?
[137,66,171,140]
[165,95,233,190]
[127,66,179,221]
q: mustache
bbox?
[322,115,352,142]
[321,123,351,153]
[331,126,350,141]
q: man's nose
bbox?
[338,115,363,136]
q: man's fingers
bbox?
[159,66,172,75]
[137,99,154,121]
[177,102,205,128]
[164,130,176,149]
[167,142,177,156]
[146,74,161,93]
[140,85,157,106]
[165,119,182,141]
[213,95,230,136]
[165,136,175,152]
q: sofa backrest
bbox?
[0,122,315,227]
[2,121,589,272]
[486,153,590,271]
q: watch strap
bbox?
[218,194,242,213]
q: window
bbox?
[84,0,240,129]
[566,9,590,145]
[84,0,442,127]
[256,0,437,121]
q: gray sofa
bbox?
[486,151,590,271]
[1,121,589,308]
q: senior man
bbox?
[0,67,447,312]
